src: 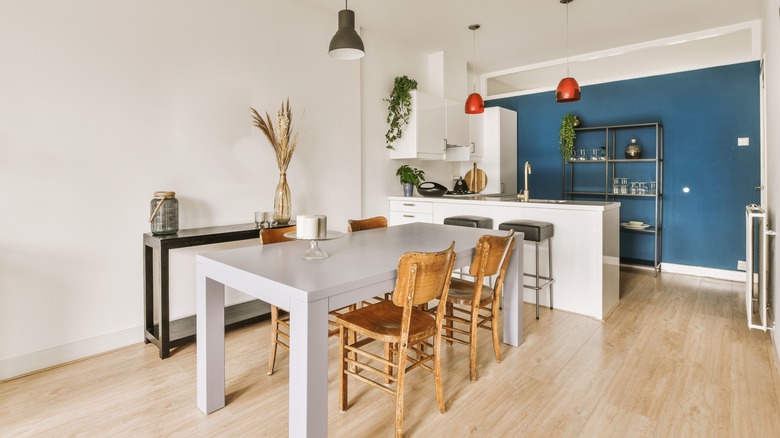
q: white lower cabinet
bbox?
[389,200,433,225]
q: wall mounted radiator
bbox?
[746,204,774,331]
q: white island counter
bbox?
[388,195,620,320]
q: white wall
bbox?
[762,0,780,363]
[0,1,361,379]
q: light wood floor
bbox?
[2,268,780,437]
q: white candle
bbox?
[296,215,327,239]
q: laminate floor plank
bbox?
[1,268,779,437]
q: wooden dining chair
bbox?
[348,216,391,303]
[260,226,296,376]
[347,215,388,232]
[442,230,514,381]
[335,242,456,438]
[262,225,357,375]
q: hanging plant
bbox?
[384,75,418,149]
[559,113,577,162]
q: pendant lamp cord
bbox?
[565,1,570,77]
[472,28,477,92]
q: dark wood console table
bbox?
[144,222,289,358]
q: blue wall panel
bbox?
[487,62,761,270]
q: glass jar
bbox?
[149,191,179,235]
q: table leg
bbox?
[502,243,523,346]
[288,297,329,437]
[197,272,226,414]
[143,244,153,345]
[160,245,171,359]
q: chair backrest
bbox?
[468,230,515,279]
[392,242,456,307]
[260,225,297,245]
[347,216,388,233]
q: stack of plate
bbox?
[621,221,650,229]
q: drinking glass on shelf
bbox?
[630,182,639,194]
[590,148,600,160]
[576,149,587,160]
[649,182,656,194]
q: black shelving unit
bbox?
[562,122,663,273]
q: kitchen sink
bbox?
[482,195,568,203]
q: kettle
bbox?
[452,177,469,193]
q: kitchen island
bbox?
[388,195,620,320]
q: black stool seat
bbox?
[499,220,553,242]
[443,215,493,229]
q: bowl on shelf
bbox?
[628,221,644,226]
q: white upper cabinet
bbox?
[390,90,446,160]
[469,113,484,160]
[480,107,517,195]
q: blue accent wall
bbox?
[486,62,761,271]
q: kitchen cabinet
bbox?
[390,90,445,160]
[391,90,471,160]
[562,122,663,272]
[469,113,484,159]
[388,199,433,224]
[472,106,517,195]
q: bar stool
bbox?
[498,220,554,319]
[443,215,493,229]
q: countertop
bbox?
[389,195,620,211]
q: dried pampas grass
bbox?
[251,99,299,173]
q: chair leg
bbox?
[384,342,393,384]
[535,241,540,320]
[268,305,279,375]
[339,326,349,412]
[433,333,445,414]
[490,301,502,363]
[394,343,408,438]
[469,304,479,381]
[445,302,454,345]
[548,237,554,310]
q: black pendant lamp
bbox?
[328,0,365,60]
[556,0,581,102]
[465,24,485,114]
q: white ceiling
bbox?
[296,0,763,76]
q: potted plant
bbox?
[396,164,425,197]
[385,75,418,149]
[559,113,578,162]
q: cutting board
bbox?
[465,163,487,193]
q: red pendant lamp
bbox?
[465,24,484,114]
[556,0,581,103]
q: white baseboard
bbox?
[0,326,142,381]
[660,262,747,282]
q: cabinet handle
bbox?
[470,142,475,153]
[403,214,415,218]
[442,139,447,151]
[402,203,415,207]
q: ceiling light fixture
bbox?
[328,0,365,60]
[465,24,485,114]
[556,0,581,102]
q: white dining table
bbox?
[196,222,523,437]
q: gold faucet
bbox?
[517,161,532,202]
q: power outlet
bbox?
[737,260,747,271]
